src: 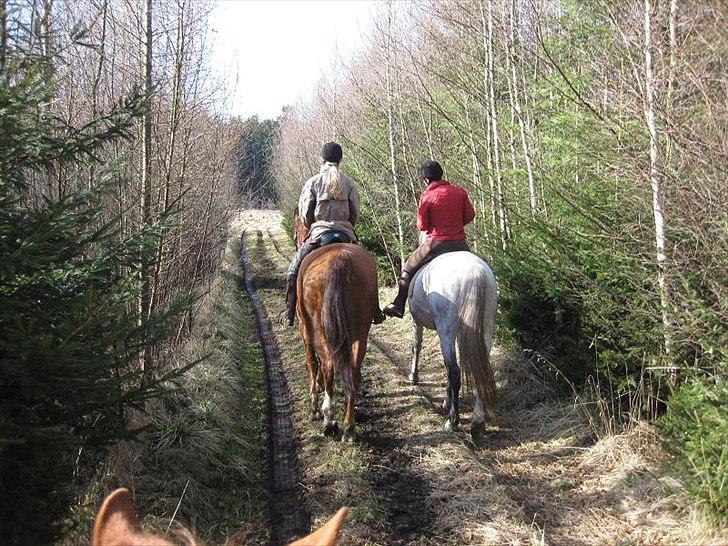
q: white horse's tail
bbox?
[456,269,498,412]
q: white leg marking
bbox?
[321,392,333,423]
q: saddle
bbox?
[318,230,353,247]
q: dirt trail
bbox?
[233,210,722,546]
[240,237,309,544]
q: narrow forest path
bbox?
[232,210,720,546]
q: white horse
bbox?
[407,249,498,440]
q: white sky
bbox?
[209,0,378,120]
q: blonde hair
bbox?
[322,162,343,199]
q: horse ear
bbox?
[91,488,143,546]
[287,507,348,546]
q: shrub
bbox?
[658,378,728,523]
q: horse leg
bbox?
[321,365,339,437]
[342,339,365,443]
[440,334,460,431]
[301,323,322,421]
[409,323,423,384]
[341,392,356,443]
[471,394,486,444]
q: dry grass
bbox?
[59,221,271,545]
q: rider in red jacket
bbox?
[383,160,475,318]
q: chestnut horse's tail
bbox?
[321,252,357,397]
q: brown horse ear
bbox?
[91,488,143,546]
[288,507,348,546]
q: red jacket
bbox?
[416,180,475,242]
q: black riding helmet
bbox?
[420,160,443,181]
[321,142,343,163]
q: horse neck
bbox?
[294,224,309,249]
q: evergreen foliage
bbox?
[236,116,279,207]
[0,68,188,544]
[658,378,728,523]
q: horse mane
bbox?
[320,251,357,397]
[293,208,309,250]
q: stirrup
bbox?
[383,303,404,319]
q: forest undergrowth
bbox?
[58,229,271,545]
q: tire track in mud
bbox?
[369,335,480,436]
[370,337,443,417]
[348,343,441,545]
[239,231,309,545]
[246,225,443,543]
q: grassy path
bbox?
[235,210,724,546]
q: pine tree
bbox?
[0,65,189,544]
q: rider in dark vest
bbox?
[286,142,386,326]
[383,160,475,318]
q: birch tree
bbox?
[643,0,673,362]
[384,2,406,268]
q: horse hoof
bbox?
[341,427,357,444]
[443,419,458,432]
[471,421,485,444]
[310,410,322,421]
[323,421,340,437]
[408,373,418,384]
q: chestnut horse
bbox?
[92,488,347,545]
[293,211,379,442]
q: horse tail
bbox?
[456,266,498,413]
[321,252,357,397]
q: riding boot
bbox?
[285,275,297,326]
[372,306,386,324]
[383,272,412,319]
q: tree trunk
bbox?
[665,0,678,165]
[667,0,678,106]
[0,0,7,72]
[509,0,537,215]
[416,93,435,159]
[463,92,484,251]
[150,0,187,317]
[41,0,53,83]
[643,0,674,366]
[41,0,55,199]
[385,3,406,270]
[481,0,508,250]
[396,74,419,207]
[140,0,154,378]
[88,0,108,189]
